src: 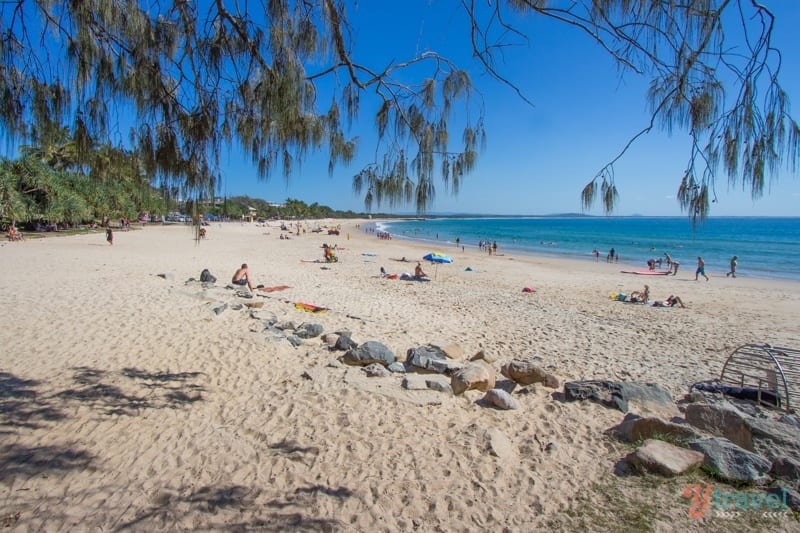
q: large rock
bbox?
[746,417,800,462]
[613,413,703,444]
[500,360,548,385]
[563,381,673,412]
[684,403,753,450]
[626,439,705,477]
[483,389,520,410]
[341,341,395,367]
[295,322,324,339]
[406,345,463,374]
[689,437,772,484]
[770,457,800,483]
[451,362,496,395]
[334,335,358,351]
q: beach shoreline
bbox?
[1,220,798,530]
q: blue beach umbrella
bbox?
[423,252,453,264]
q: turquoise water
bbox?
[377,217,800,281]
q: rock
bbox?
[334,335,358,351]
[342,341,395,367]
[483,389,520,410]
[563,381,673,412]
[425,378,453,394]
[327,359,344,369]
[249,309,278,325]
[286,335,302,347]
[275,321,297,331]
[469,349,496,364]
[612,413,703,444]
[402,375,429,390]
[770,457,800,483]
[387,362,406,373]
[543,373,560,389]
[157,272,175,281]
[333,329,352,339]
[500,360,548,385]
[626,439,705,476]
[243,301,264,309]
[439,344,464,360]
[746,417,800,462]
[684,403,753,450]
[230,303,243,311]
[321,333,339,347]
[295,322,324,339]
[362,363,392,377]
[689,437,772,484]
[212,303,228,315]
[406,345,463,374]
[485,428,516,461]
[451,362,496,395]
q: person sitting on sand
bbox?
[414,262,428,279]
[7,226,23,241]
[652,295,686,308]
[629,285,650,303]
[232,263,254,292]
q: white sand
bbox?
[1,221,798,531]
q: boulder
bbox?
[563,381,673,412]
[334,335,358,351]
[295,322,324,339]
[470,349,496,364]
[684,403,753,450]
[387,362,406,373]
[425,378,453,394]
[500,360,548,385]
[543,374,560,389]
[689,437,772,484]
[770,457,800,483]
[746,417,800,462]
[626,439,705,477]
[483,389,520,410]
[342,341,395,367]
[451,362,496,395]
[439,344,464,360]
[612,413,703,444]
[406,345,464,374]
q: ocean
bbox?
[376,217,800,282]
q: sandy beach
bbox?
[1,221,799,531]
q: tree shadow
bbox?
[268,439,321,465]
[114,482,352,532]
[0,372,65,432]
[55,366,206,416]
[0,443,95,482]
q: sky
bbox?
[214,1,800,217]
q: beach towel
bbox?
[294,302,328,313]
[257,285,291,293]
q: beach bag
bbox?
[200,269,217,283]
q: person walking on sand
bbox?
[106,227,114,245]
[726,255,738,278]
[695,256,709,281]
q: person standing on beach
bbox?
[664,252,672,269]
[672,260,680,276]
[695,256,709,281]
[726,256,738,277]
[106,227,113,245]
[607,248,615,263]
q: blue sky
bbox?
[217,1,800,216]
